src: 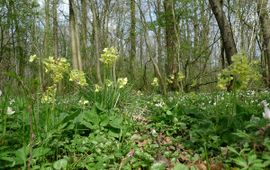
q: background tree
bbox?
[257,0,270,87]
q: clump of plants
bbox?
[217,54,261,90]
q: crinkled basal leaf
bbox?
[109,116,123,129]
[53,158,68,170]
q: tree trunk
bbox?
[102,0,110,48]
[81,0,88,68]
[257,0,270,87]
[130,0,136,80]
[164,0,178,90]
[69,0,82,70]
[53,0,58,57]
[90,0,102,84]
[209,0,237,65]
[44,0,51,58]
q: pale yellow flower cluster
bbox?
[94,84,102,92]
[177,72,185,81]
[217,54,260,90]
[79,98,89,106]
[100,47,118,66]
[41,85,57,104]
[29,54,37,62]
[43,57,70,84]
[151,77,159,87]
[69,69,88,87]
[117,77,128,88]
[105,79,113,87]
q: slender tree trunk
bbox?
[130,0,136,80]
[44,0,51,58]
[53,0,58,57]
[90,0,102,84]
[257,0,270,87]
[69,0,82,70]
[209,0,237,65]
[156,0,163,71]
[81,0,88,68]
[102,0,110,48]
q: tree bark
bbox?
[257,0,270,87]
[69,0,82,70]
[209,0,237,65]
[81,0,88,64]
[44,0,51,58]
[130,0,136,80]
[164,0,178,90]
[53,0,58,57]
[90,0,102,84]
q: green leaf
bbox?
[53,159,68,170]
[109,116,123,129]
[150,162,166,170]
[100,115,110,127]
[14,145,29,165]
[173,163,189,170]
[84,109,100,125]
[166,110,173,115]
[234,158,248,168]
[32,147,51,158]
[227,146,240,156]
[81,120,99,130]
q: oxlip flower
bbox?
[9,99,15,105]
[261,100,270,120]
[94,84,102,92]
[79,98,89,105]
[151,77,159,87]
[29,54,37,62]
[117,77,128,88]
[7,107,15,115]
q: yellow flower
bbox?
[43,56,70,83]
[167,74,175,84]
[100,47,118,66]
[41,85,57,104]
[79,98,89,105]
[151,77,159,87]
[69,69,88,87]
[117,77,128,88]
[177,72,185,81]
[105,79,113,87]
[29,55,37,62]
[94,84,102,92]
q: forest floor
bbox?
[1,89,270,169]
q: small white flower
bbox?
[155,101,165,108]
[151,129,157,136]
[79,99,89,105]
[0,90,2,97]
[7,107,15,115]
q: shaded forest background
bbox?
[0,0,270,93]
